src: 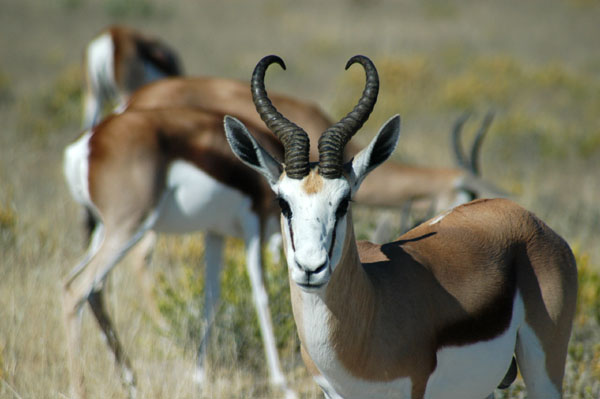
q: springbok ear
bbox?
[224,116,283,188]
[349,114,401,191]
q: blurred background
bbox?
[0,0,599,397]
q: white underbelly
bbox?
[154,160,252,238]
[424,292,524,398]
[302,291,524,399]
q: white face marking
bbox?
[153,160,252,237]
[276,174,350,291]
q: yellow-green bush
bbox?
[573,245,600,326]
[0,203,16,233]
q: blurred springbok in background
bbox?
[225,54,577,399]
[124,75,504,232]
[82,24,503,243]
[62,107,296,399]
[82,25,182,129]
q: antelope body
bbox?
[225,55,577,399]
[62,107,295,398]
[124,76,503,221]
[82,25,182,128]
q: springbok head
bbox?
[226,55,400,292]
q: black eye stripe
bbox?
[288,218,296,251]
[278,197,292,219]
[329,219,337,259]
[335,195,351,219]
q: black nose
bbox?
[305,262,328,276]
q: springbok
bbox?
[62,107,296,398]
[224,55,578,399]
[124,76,503,224]
[82,25,182,129]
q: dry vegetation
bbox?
[1,0,599,398]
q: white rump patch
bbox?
[86,32,117,98]
[63,130,94,209]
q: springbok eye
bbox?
[335,196,351,219]
[278,197,292,219]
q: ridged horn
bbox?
[452,111,494,175]
[469,110,494,175]
[452,112,471,171]
[318,55,379,179]
[251,55,310,179]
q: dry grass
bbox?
[1,0,599,398]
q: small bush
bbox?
[574,245,600,326]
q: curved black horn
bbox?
[451,111,494,175]
[251,55,310,179]
[318,55,379,179]
[452,112,471,171]
[469,110,494,175]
